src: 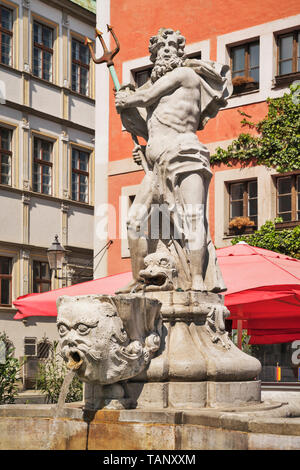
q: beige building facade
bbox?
[0,0,96,368]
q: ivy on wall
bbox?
[211,84,300,173]
[231,219,300,259]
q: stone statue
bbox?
[55,27,261,411]
[115,28,232,293]
[57,294,162,385]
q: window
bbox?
[37,338,51,358]
[0,127,12,185]
[186,51,202,61]
[229,180,258,226]
[33,22,53,82]
[24,337,37,356]
[33,137,52,195]
[71,148,89,203]
[276,175,300,223]
[71,38,90,96]
[134,67,152,88]
[230,41,259,92]
[33,261,51,293]
[24,337,51,358]
[0,6,13,66]
[277,30,300,77]
[0,257,12,306]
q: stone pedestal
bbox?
[81,291,262,411]
[137,291,261,384]
[125,381,261,409]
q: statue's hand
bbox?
[132,144,145,166]
[115,90,130,111]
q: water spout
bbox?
[54,369,76,418]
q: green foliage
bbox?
[36,341,83,404]
[231,330,260,357]
[231,218,300,259]
[0,332,21,404]
[211,84,300,173]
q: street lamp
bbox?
[47,235,67,279]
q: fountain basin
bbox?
[2,400,300,450]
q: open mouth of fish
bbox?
[66,350,84,370]
[142,272,168,287]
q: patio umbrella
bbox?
[13,271,132,320]
[13,243,300,344]
[217,242,300,344]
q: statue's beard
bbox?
[151,55,183,82]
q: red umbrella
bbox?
[13,243,300,345]
[218,242,300,344]
[13,271,132,320]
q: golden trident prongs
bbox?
[85,25,148,173]
[85,24,120,68]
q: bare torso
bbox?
[116,66,203,166]
[145,67,202,164]
[146,68,201,163]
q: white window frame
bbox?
[214,166,277,248]
[216,14,300,109]
[120,184,140,258]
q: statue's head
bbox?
[57,294,162,385]
[149,28,186,63]
[149,28,186,82]
[139,251,177,290]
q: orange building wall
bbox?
[105,0,299,275]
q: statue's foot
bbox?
[115,279,144,294]
[191,275,207,292]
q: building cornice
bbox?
[0,184,94,211]
[38,0,96,25]
[0,239,93,255]
[2,99,95,135]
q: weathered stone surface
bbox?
[57,294,162,388]
[0,416,88,450]
[88,421,176,450]
[125,381,260,409]
[180,424,249,450]
[2,404,300,450]
[168,382,207,409]
[248,433,300,451]
[207,381,261,408]
[125,382,169,408]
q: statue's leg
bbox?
[118,172,154,293]
[177,172,208,291]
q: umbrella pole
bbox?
[237,306,243,349]
[237,320,243,349]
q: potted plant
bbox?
[229,216,255,235]
[232,76,258,94]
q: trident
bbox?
[85,25,148,173]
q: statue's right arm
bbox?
[116,69,184,109]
